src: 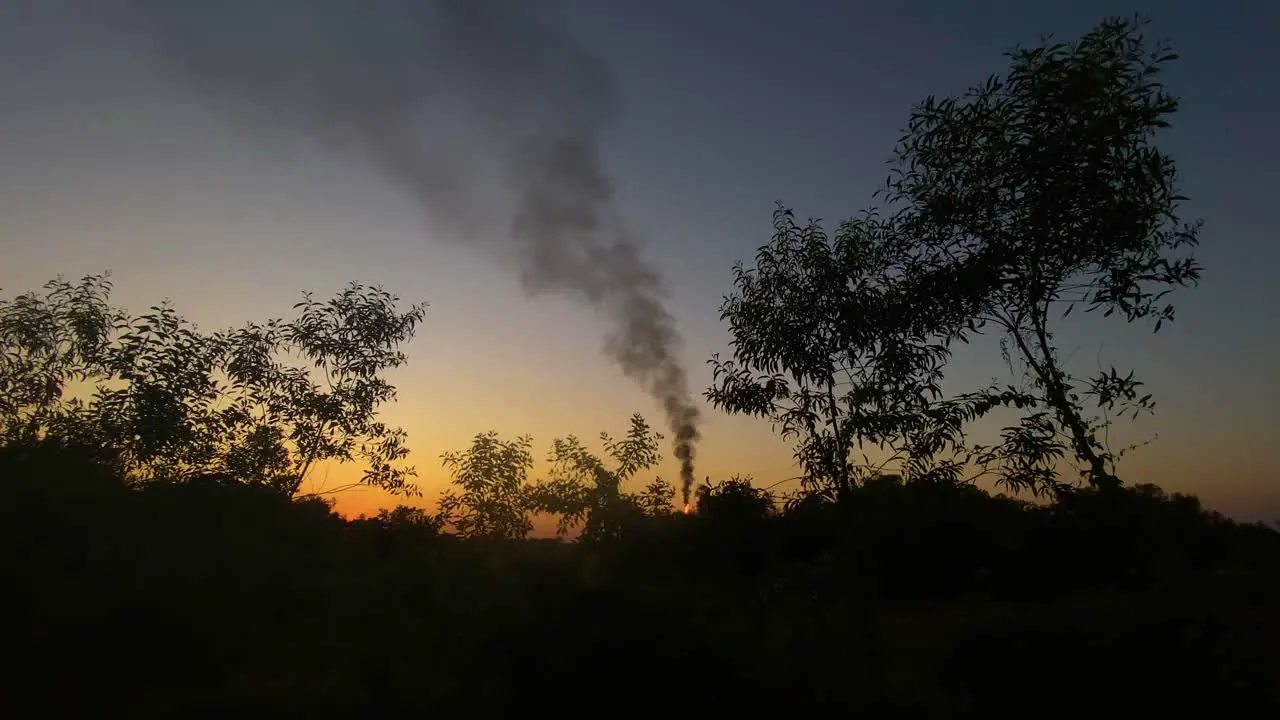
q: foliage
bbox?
[0,273,426,495]
[527,412,667,540]
[0,274,127,448]
[696,474,776,522]
[437,431,536,539]
[434,414,672,541]
[371,505,444,535]
[707,207,968,496]
[708,15,1201,497]
[635,476,677,516]
[221,282,426,495]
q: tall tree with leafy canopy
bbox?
[708,207,960,497]
[709,15,1201,498]
[0,273,427,496]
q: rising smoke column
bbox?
[118,0,700,501]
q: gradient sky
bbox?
[1,0,1276,523]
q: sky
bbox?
[1,0,1276,524]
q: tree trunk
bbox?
[1010,311,1120,492]
[838,486,888,711]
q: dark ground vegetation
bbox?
[3,439,1279,716]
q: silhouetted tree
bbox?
[696,474,775,522]
[0,273,427,495]
[222,283,426,495]
[436,431,536,539]
[709,15,1200,498]
[882,14,1200,495]
[0,274,126,446]
[706,204,970,495]
[635,476,677,516]
[527,412,664,540]
[374,505,444,534]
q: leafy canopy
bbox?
[529,412,671,540]
[437,431,537,540]
[436,413,675,541]
[709,15,1201,498]
[0,273,427,496]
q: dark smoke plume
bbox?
[116,0,700,502]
